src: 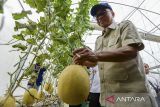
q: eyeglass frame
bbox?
[94,9,111,19]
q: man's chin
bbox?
[100,23,110,28]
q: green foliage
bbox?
[11,0,98,81]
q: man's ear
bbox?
[111,11,115,17]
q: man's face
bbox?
[95,9,114,28]
[144,64,150,74]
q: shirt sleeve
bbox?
[120,21,143,47]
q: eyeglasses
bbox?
[94,10,110,18]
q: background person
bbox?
[144,63,160,107]
[88,65,101,107]
[27,63,46,90]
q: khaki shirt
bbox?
[95,20,157,107]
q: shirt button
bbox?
[101,80,105,83]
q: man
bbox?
[88,65,101,107]
[27,63,46,90]
[73,2,157,107]
[144,63,160,107]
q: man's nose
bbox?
[96,15,103,22]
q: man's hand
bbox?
[73,48,98,67]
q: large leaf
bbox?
[14,21,27,31]
[26,38,36,45]
[53,0,72,19]
[0,1,3,13]
[53,38,67,44]
[46,45,54,53]
[14,21,37,31]
[36,53,50,65]
[25,0,47,12]
[12,34,25,41]
[12,43,27,51]
[12,10,32,20]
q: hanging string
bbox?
[143,50,160,64]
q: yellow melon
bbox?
[48,86,53,94]
[22,88,38,106]
[44,83,52,92]
[58,65,90,105]
[44,82,54,94]
[0,95,16,107]
[37,91,45,100]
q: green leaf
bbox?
[25,0,46,12]
[36,0,47,12]
[32,47,38,52]
[37,33,45,40]
[12,43,27,51]
[47,45,54,53]
[26,38,36,45]
[14,21,27,31]
[0,1,3,13]
[25,0,36,8]
[24,65,34,76]
[69,35,78,43]
[53,38,67,44]
[12,34,25,40]
[14,21,37,31]
[53,0,72,19]
[0,10,3,13]
[36,53,50,65]
[12,10,32,20]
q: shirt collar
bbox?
[102,19,117,36]
[105,19,117,30]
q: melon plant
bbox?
[37,91,45,100]
[1,0,98,105]
[44,82,54,94]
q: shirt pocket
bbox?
[95,37,103,51]
[108,39,117,47]
[104,63,128,81]
[96,42,102,51]
[106,70,128,81]
[105,68,128,81]
[107,36,121,48]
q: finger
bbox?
[73,48,86,55]
[78,52,89,59]
[75,53,81,58]
[76,48,89,55]
[73,51,87,61]
[73,48,90,59]
[74,60,83,65]
[73,54,80,61]
[73,55,81,63]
